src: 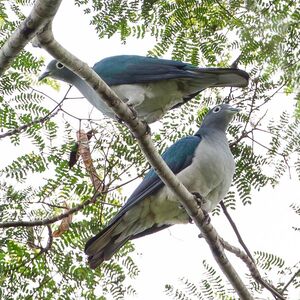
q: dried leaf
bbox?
[52,202,73,237]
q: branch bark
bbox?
[281,268,300,294]
[0,0,62,75]
[0,103,60,139]
[220,202,285,300]
[0,192,100,228]
[221,201,255,262]
[32,21,254,299]
[221,238,285,300]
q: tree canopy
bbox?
[0,0,299,299]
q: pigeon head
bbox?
[201,104,240,132]
[38,60,77,84]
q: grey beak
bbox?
[38,71,51,81]
[229,107,241,113]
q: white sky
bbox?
[7,1,300,299]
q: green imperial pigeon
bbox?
[85,104,239,268]
[39,55,249,123]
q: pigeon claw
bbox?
[192,192,211,225]
[127,103,138,120]
[115,114,123,124]
[192,192,205,207]
[202,210,211,225]
[142,120,151,135]
[114,99,138,123]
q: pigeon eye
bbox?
[56,62,64,69]
[213,106,221,113]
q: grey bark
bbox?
[0,0,62,75]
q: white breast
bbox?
[180,135,235,211]
[75,78,192,123]
[112,81,186,123]
[156,133,235,213]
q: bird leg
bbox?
[114,100,151,136]
[141,120,151,135]
[179,192,210,225]
[126,100,151,135]
[115,114,123,124]
[114,99,138,123]
[191,192,211,225]
[127,102,138,120]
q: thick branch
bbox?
[0,0,62,75]
[34,24,253,299]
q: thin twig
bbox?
[0,85,75,139]
[107,171,148,193]
[247,135,291,175]
[230,109,268,148]
[27,201,68,210]
[98,200,121,208]
[0,105,60,139]
[0,192,101,228]
[220,201,255,263]
[281,268,300,294]
[220,238,285,300]
[107,161,137,187]
[215,0,241,22]
[247,135,287,158]
[254,82,286,112]
[40,225,53,254]
[33,87,102,121]
[243,73,261,132]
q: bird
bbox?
[39,55,248,123]
[85,103,239,269]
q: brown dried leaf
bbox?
[52,202,73,237]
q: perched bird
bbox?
[39,55,248,123]
[85,103,239,269]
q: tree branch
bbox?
[27,201,68,210]
[0,192,100,228]
[220,201,255,263]
[0,0,62,75]
[40,225,53,254]
[0,83,75,139]
[221,238,285,300]
[0,102,61,139]
[33,21,253,299]
[281,268,300,294]
[220,201,287,299]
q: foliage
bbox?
[164,258,300,300]
[0,0,300,299]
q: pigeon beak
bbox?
[38,70,51,81]
[229,107,240,114]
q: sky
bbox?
[10,1,300,299]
